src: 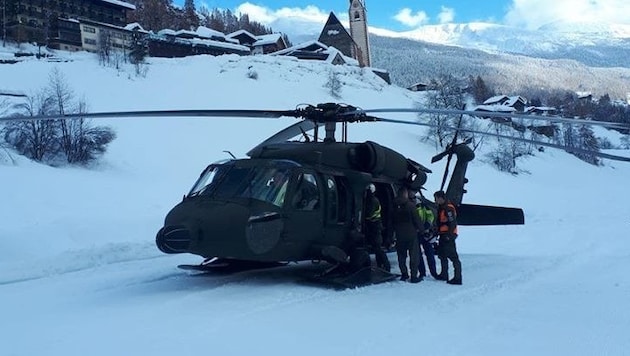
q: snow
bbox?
[1,51,630,356]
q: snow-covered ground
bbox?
[1,51,629,356]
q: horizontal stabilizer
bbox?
[457,203,524,226]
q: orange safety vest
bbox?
[437,202,458,235]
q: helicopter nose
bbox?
[156,199,285,259]
[156,225,191,254]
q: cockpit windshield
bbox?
[188,163,292,207]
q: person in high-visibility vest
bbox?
[364,184,391,272]
[415,194,439,280]
[434,190,462,285]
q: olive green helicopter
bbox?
[2,103,628,288]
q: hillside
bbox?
[1,53,630,356]
[370,35,630,99]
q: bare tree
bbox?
[3,90,58,162]
[424,74,466,148]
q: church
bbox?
[318,0,371,67]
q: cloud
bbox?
[235,2,330,26]
[504,0,630,29]
[438,6,455,24]
[394,8,429,27]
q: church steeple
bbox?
[348,0,371,67]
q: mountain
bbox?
[369,34,630,99]
[371,22,630,68]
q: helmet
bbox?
[367,183,376,193]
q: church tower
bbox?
[348,0,371,67]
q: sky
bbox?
[1,46,630,355]
[173,0,630,32]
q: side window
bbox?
[325,176,338,221]
[292,173,320,211]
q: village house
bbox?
[3,0,135,48]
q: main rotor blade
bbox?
[0,109,302,123]
[352,108,630,130]
[246,120,323,157]
[377,117,630,163]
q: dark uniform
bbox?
[434,191,462,285]
[393,188,422,283]
[364,186,391,272]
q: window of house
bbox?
[83,26,95,33]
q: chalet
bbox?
[227,30,287,55]
[525,106,557,115]
[252,33,287,54]
[483,95,528,112]
[273,41,356,65]
[227,30,258,46]
[407,82,429,92]
[147,29,249,58]
[577,91,593,101]
[3,0,135,47]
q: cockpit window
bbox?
[188,165,228,197]
[188,164,293,207]
[239,168,290,207]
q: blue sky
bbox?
[173,0,630,32]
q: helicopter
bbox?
[2,103,628,288]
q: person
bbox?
[267,170,289,207]
[434,190,462,285]
[393,186,422,283]
[364,184,391,272]
[415,194,439,279]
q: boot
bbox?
[410,275,422,283]
[447,278,462,285]
[400,273,409,281]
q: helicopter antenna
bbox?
[223,150,236,159]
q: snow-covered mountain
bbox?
[371,22,630,68]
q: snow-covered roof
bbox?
[157,29,177,36]
[187,38,250,52]
[273,40,329,56]
[100,0,135,10]
[196,26,227,40]
[124,22,147,32]
[526,106,556,113]
[505,95,527,106]
[227,30,257,40]
[254,33,283,46]
[149,33,250,53]
[483,95,509,105]
[174,29,198,37]
[474,104,517,113]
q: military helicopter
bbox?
[2,103,628,288]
